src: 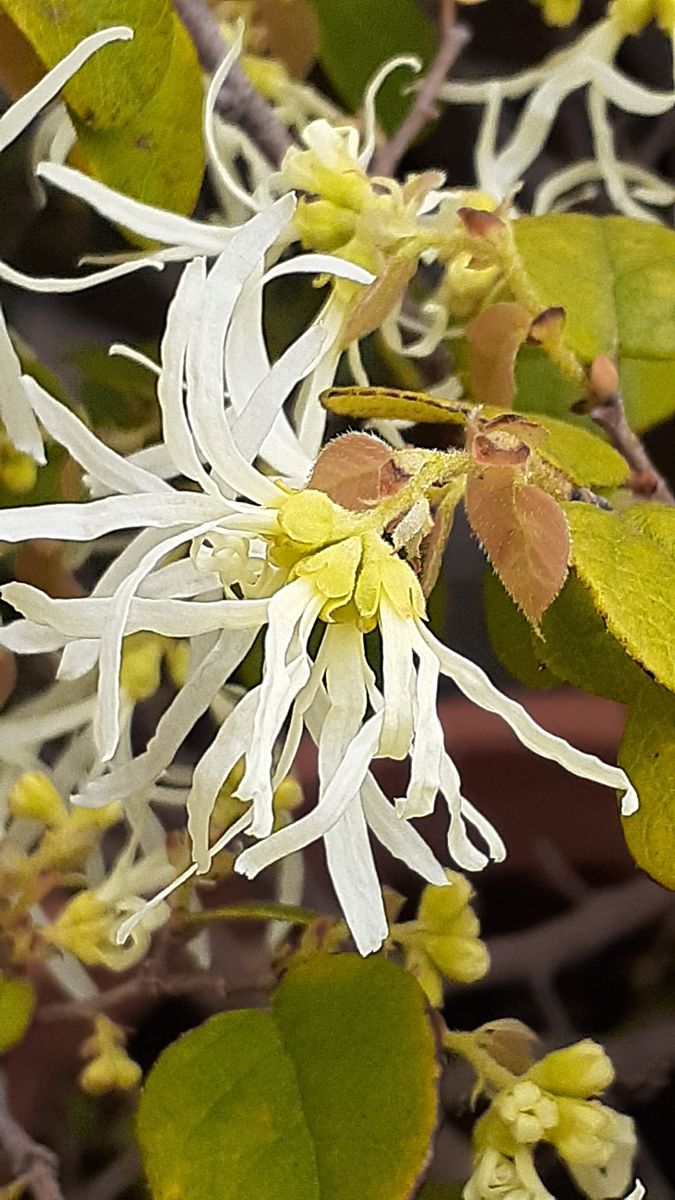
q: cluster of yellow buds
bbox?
[610,0,675,32]
[0,772,121,963]
[393,871,489,1007]
[447,1029,637,1200]
[0,431,37,495]
[531,0,582,26]
[120,631,190,703]
[79,1015,141,1095]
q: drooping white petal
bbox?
[416,620,639,816]
[440,753,489,873]
[139,557,219,599]
[186,687,260,871]
[238,580,322,835]
[379,600,415,760]
[361,775,448,886]
[74,629,256,808]
[36,162,233,252]
[185,200,297,505]
[0,317,44,462]
[0,491,221,543]
[294,297,344,455]
[22,375,169,493]
[401,631,444,818]
[324,800,388,955]
[229,323,327,463]
[2,582,269,640]
[59,526,183,679]
[0,27,132,151]
[0,618,65,654]
[359,56,421,168]
[0,697,95,758]
[115,809,254,947]
[0,257,164,293]
[157,257,220,495]
[96,518,225,761]
[235,708,384,878]
[263,254,374,288]
[204,21,261,215]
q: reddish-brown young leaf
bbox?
[464,466,570,625]
[309,432,407,511]
[472,432,530,468]
[465,302,533,408]
[340,257,416,347]
[457,207,505,238]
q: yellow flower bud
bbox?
[528,1039,614,1099]
[610,0,656,32]
[9,772,66,828]
[494,1080,559,1145]
[533,0,582,25]
[550,1097,618,1167]
[164,638,190,688]
[656,0,675,30]
[79,1016,141,1094]
[0,450,38,495]
[120,632,165,702]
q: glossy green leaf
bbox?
[539,573,646,705]
[137,955,438,1200]
[564,502,675,693]
[529,414,628,490]
[513,345,581,420]
[309,0,438,135]
[416,1183,464,1200]
[0,974,35,1053]
[0,0,204,214]
[619,679,675,889]
[483,567,557,690]
[514,215,675,432]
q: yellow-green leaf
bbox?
[620,679,675,889]
[137,955,438,1200]
[530,414,629,489]
[0,0,204,214]
[320,385,470,425]
[0,974,35,1053]
[514,214,675,433]
[565,502,675,692]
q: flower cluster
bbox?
[449,1031,641,1200]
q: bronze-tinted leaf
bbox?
[465,467,570,625]
[309,432,405,511]
[466,303,533,409]
[340,257,416,347]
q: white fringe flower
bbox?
[440,16,675,220]
[0,226,637,954]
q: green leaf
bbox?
[309,0,438,135]
[564,502,675,694]
[514,215,675,432]
[416,1183,464,1200]
[619,679,675,889]
[137,955,438,1200]
[0,0,204,214]
[539,573,646,704]
[513,345,581,420]
[483,568,557,690]
[529,414,629,490]
[0,974,35,1053]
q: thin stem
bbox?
[591,392,675,504]
[443,1030,516,1093]
[0,1072,64,1200]
[182,900,321,927]
[173,0,293,166]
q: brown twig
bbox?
[484,876,673,989]
[38,969,234,1023]
[370,4,470,177]
[0,1073,64,1200]
[591,393,675,505]
[173,0,293,167]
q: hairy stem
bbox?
[0,1073,63,1200]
